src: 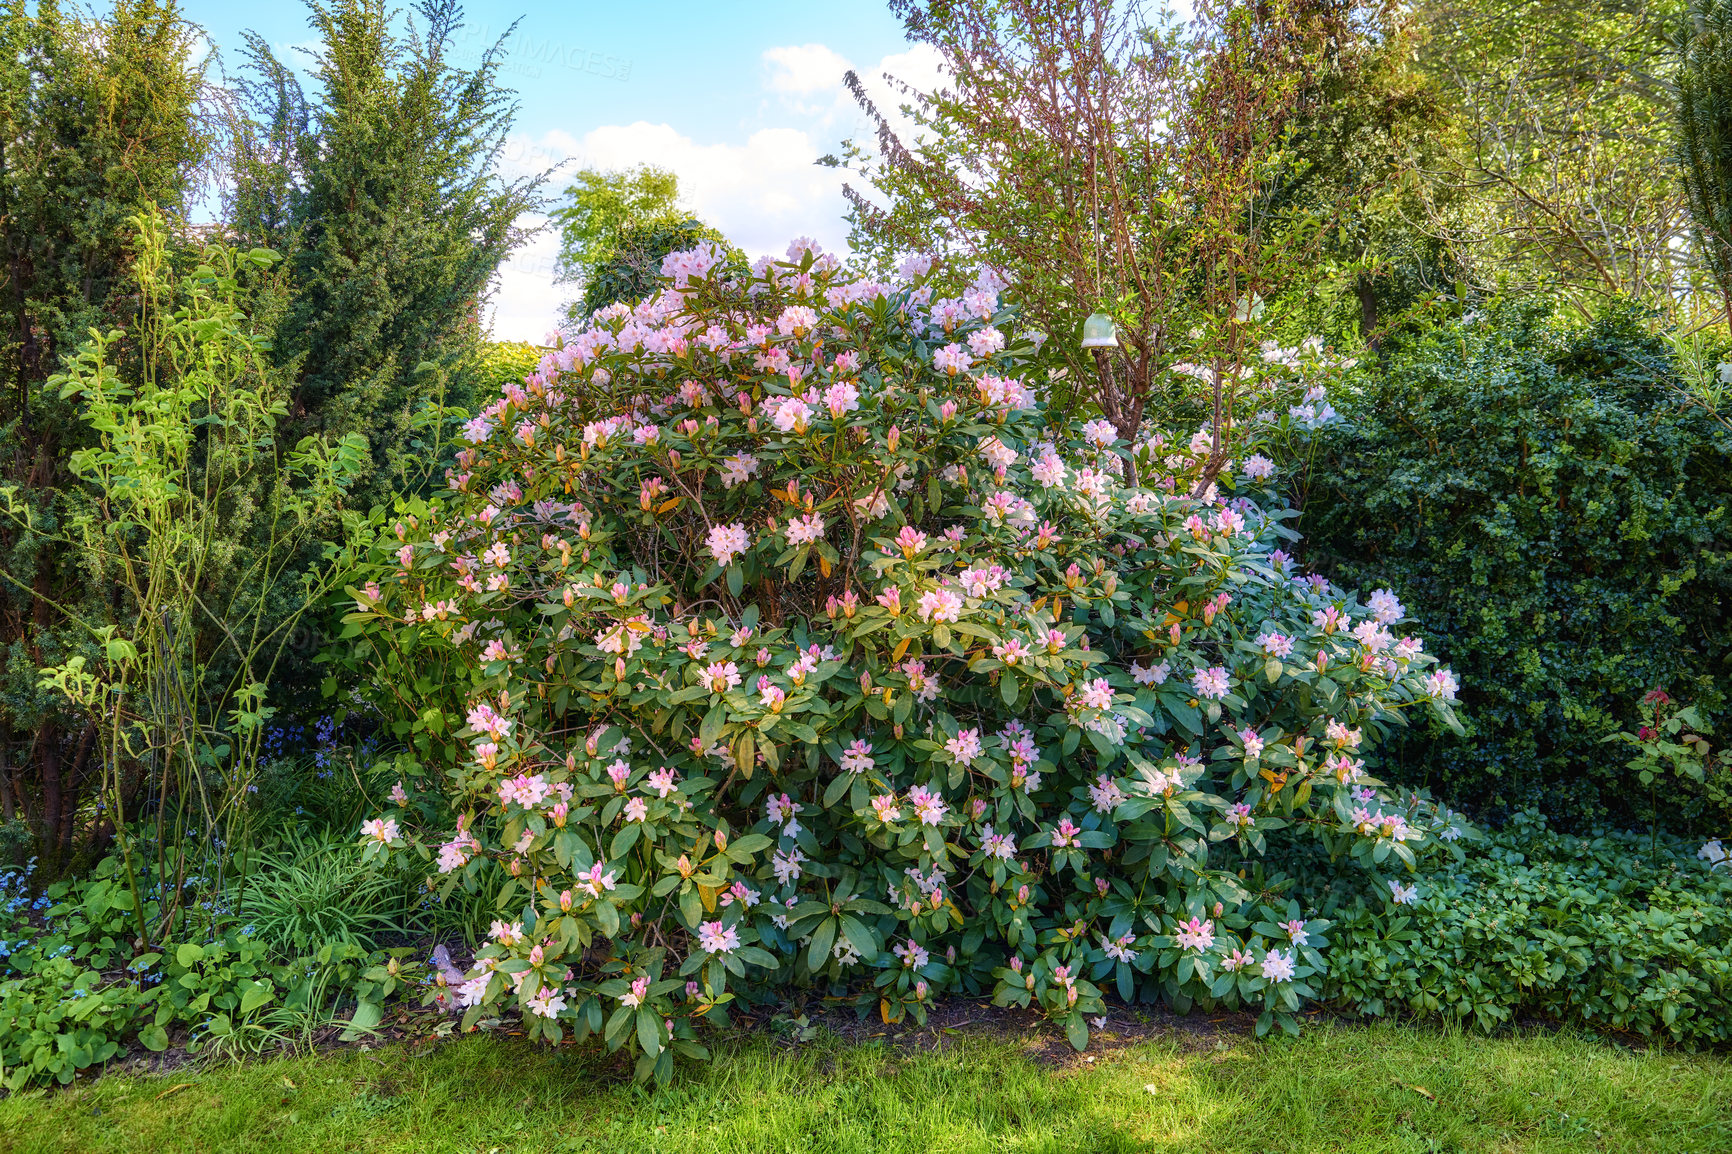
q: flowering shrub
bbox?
[341,239,1467,1080]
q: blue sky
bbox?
[181,1,939,340]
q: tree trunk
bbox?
[1356,274,1380,351]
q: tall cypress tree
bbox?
[227,0,546,509]
[1677,0,1732,328]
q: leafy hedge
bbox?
[1305,305,1732,830]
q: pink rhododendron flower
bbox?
[1243,453,1275,479]
[944,728,983,766]
[1260,949,1296,983]
[918,587,963,623]
[840,740,874,774]
[1174,917,1215,952]
[932,343,971,375]
[697,921,741,954]
[361,817,398,845]
[1192,666,1230,700]
[707,522,750,565]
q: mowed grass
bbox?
[1,1021,1728,1154]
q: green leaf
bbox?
[610,822,641,859]
[636,1006,662,1057]
[807,917,838,971]
[1000,669,1019,707]
[138,1024,169,1052]
[339,999,383,1041]
[239,980,274,1015]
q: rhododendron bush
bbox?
[340,239,1468,1080]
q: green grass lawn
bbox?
[2,1021,1728,1154]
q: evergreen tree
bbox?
[1677,0,1732,328]
[578,217,744,316]
[227,0,546,508]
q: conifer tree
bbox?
[228,0,546,507]
[1677,0,1732,328]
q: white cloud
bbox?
[486,121,850,341]
[486,213,567,344]
[763,43,851,96]
[485,42,948,343]
[581,122,846,256]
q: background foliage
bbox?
[1305,304,1732,829]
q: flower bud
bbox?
[887,425,900,453]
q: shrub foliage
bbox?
[338,242,1467,1079]
[1306,306,1732,829]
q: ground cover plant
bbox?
[334,239,1470,1081]
[1314,816,1732,1046]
